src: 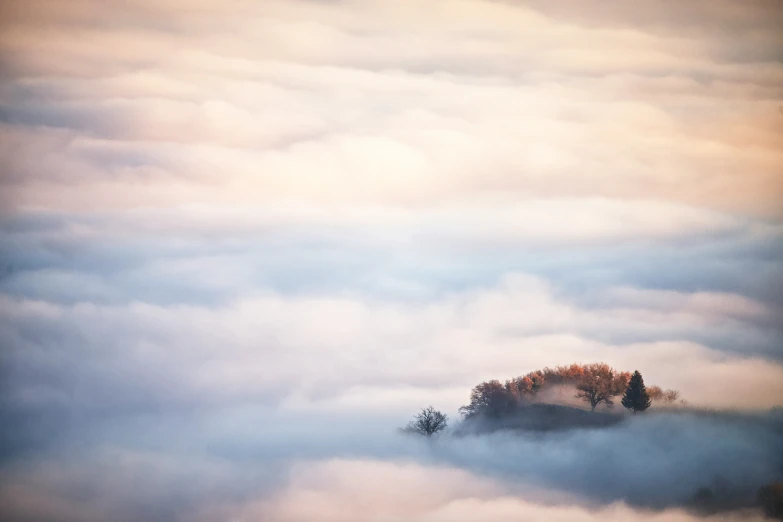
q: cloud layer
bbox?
[0,0,782,520]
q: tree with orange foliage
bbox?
[460,363,679,417]
[575,363,627,411]
[647,385,664,401]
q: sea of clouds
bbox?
[1,0,782,520]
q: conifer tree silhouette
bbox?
[622,370,652,413]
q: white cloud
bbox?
[1,0,781,218]
[3,274,781,413]
[228,459,767,522]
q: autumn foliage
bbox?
[460,362,678,417]
[646,386,680,404]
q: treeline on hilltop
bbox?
[403,362,682,437]
[459,362,681,418]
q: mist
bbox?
[1,398,781,521]
[1,0,782,520]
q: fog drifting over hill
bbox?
[1,0,782,520]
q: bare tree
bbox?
[575,363,625,411]
[647,386,681,405]
[662,389,680,403]
[404,406,448,436]
[647,385,664,401]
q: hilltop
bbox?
[455,402,624,435]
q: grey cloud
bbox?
[2,207,782,312]
[1,273,782,433]
[0,408,781,521]
[439,411,783,508]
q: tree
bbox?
[404,406,448,436]
[507,371,546,399]
[544,363,587,398]
[647,385,664,401]
[613,371,632,394]
[543,363,585,385]
[621,370,652,413]
[647,386,681,405]
[459,380,517,418]
[662,389,680,403]
[575,363,624,411]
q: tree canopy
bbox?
[574,363,629,411]
[459,370,546,418]
[459,362,677,418]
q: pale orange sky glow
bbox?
[0,1,782,521]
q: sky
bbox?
[0,0,782,520]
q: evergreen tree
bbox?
[621,370,652,413]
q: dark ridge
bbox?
[455,403,624,435]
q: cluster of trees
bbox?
[647,385,680,403]
[459,362,680,417]
[403,362,682,436]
